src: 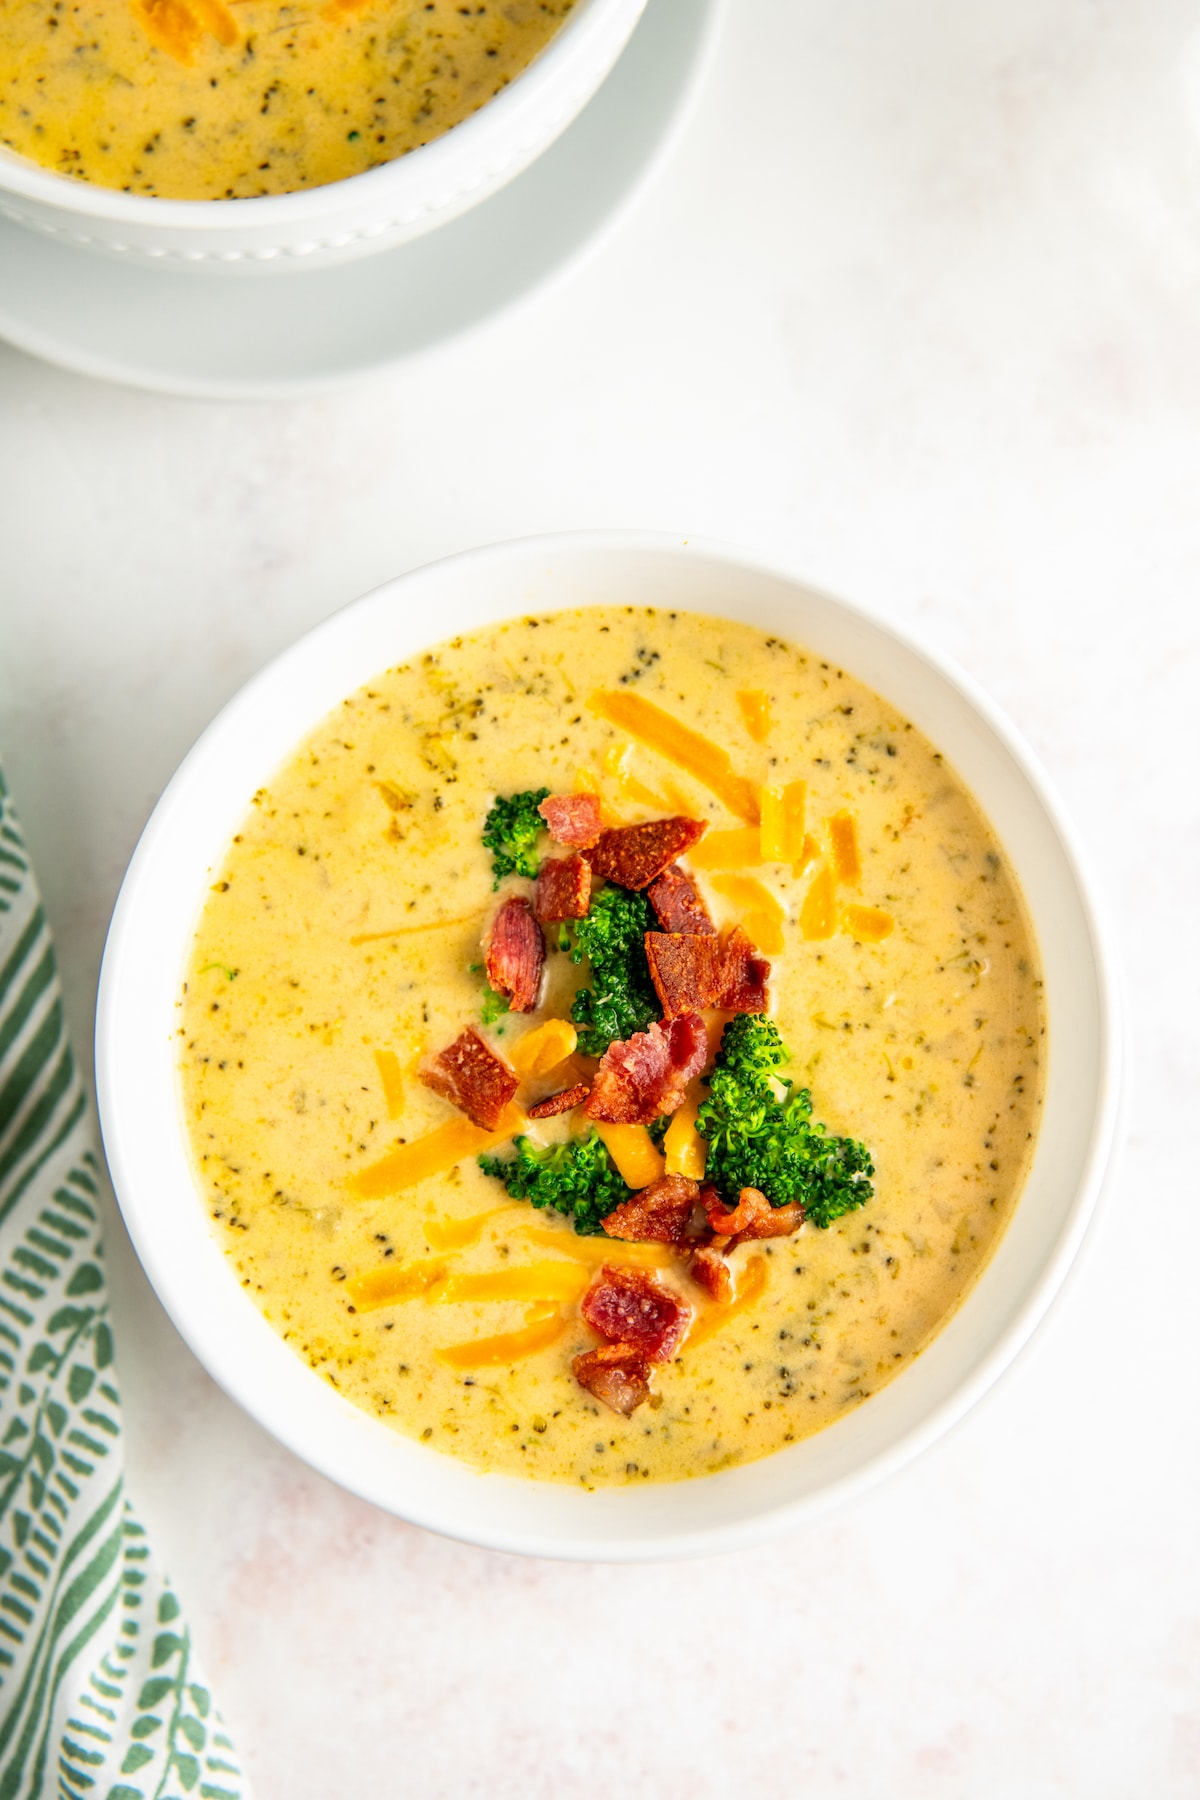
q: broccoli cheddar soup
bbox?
[0,1,575,200]
[177,608,1044,1488]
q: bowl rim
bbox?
[0,0,638,228]
[95,529,1124,1561]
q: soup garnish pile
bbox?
[0,1,575,200]
[178,608,1044,1486]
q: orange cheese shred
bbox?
[759,781,807,866]
[736,689,772,744]
[828,810,862,887]
[707,874,787,956]
[430,1263,589,1305]
[685,1255,770,1348]
[800,865,837,940]
[517,1227,675,1269]
[347,1261,447,1311]
[424,1210,511,1252]
[350,909,486,946]
[663,1094,707,1180]
[435,1310,569,1371]
[842,903,895,943]
[348,1103,525,1198]
[373,1049,406,1120]
[593,1122,667,1190]
[590,691,760,824]
[509,1018,578,1079]
[688,827,764,872]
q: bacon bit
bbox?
[373,1048,405,1119]
[601,1172,702,1245]
[708,874,786,956]
[590,691,761,823]
[829,810,862,887]
[593,1122,666,1189]
[581,1265,693,1362]
[690,1244,733,1304]
[420,1027,520,1131]
[509,1017,578,1078]
[842,903,894,943]
[644,931,724,1018]
[715,926,771,1013]
[647,863,715,935]
[534,853,591,922]
[800,865,837,940]
[484,895,545,1012]
[585,816,707,890]
[526,1082,590,1120]
[585,1014,708,1125]
[572,1344,653,1415]
[736,689,772,743]
[702,1185,803,1243]
[538,792,603,848]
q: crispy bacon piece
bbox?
[647,865,715,935]
[690,1244,733,1304]
[572,1344,652,1416]
[645,931,724,1019]
[419,1027,519,1132]
[584,1013,708,1125]
[585,816,707,890]
[601,1172,702,1245]
[715,926,771,1014]
[526,1082,590,1120]
[484,895,545,1013]
[581,1265,693,1362]
[534,853,591,923]
[538,792,602,848]
[701,1184,803,1243]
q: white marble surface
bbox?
[2,0,1198,1791]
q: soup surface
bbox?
[0,0,574,199]
[177,607,1044,1487]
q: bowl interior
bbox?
[95,534,1119,1559]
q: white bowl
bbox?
[95,533,1122,1561]
[0,0,645,271]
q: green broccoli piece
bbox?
[482,788,550,887]
[478,1130,634,1236]
[480,985,510,1027]
[696,1014,874,1227]
[565,886,659,1057]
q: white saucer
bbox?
[0,0,718,400]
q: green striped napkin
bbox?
[0,768,249,1800]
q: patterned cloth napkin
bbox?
[0,768,249,1800]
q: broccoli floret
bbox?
[482,788,550,887]
[478,1131,633,1236]
[565,886,659,1056]
[696,1014,874,1227]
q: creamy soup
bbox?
[0,1,574,199]
[177,608,1044,1487]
